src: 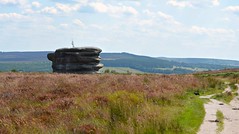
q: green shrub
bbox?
[110,70,117,74]
[229,83,237,92]
[104,69,110,73]
[108,91,144,124]
[211,92,234,104]
[149,95,173,106]
[136,105,184,134]
[11,69,18,72]
[207,77,224,89]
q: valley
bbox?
[1,52,239,74]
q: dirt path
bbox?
[198,84,239,134]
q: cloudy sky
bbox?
[0,0,239,59]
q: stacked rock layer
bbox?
[47,47,103,73]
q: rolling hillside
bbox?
[101,53,239,74]
[159,57,239,66]
[0,51,50,62]
[0,51,239,74]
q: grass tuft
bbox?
[216,110,224,133]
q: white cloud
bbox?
[24,8,35,14]
[157,11,181,25]
[224,6,239,12]
[0,0,17,4]
[76,0,89,5]
[0,0,28,6]
[89,2,138,16]
[0,13,26,20]
[128,17,155,27]
[143,10,181,26]
[32,1,41,8]
[60,23,69,28]
[222,17,230,22]
[157,11,172,20]
[143,10,157,18]
[168,0,220,8]
[167,0,193,8]
[212,0,220,6]
[73,19,85,27]
[190,26,234,35]
[47,25,56,30]
[56,3,81,13]
[137,19,154,26]
[90,2,107,12]
[0,0,29,9]
[90,24,103,30]
[41,7,58,14]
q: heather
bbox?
[0,73,207,133]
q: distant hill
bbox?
[158,57,239,67]
[0,51,50,62]
[0,51,238,74]
[100,53,239,74]
[0,51,51,72]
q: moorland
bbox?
[0,69,238,133]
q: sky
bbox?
[0,0,239,60]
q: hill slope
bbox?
[101,53,239,74]
[0,52,238,74]
[159,57,239,66]
[0,51,50,62]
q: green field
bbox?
[99,67,144,74]
[0,62,52,72]
[0,62,144,74]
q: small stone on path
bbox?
[208,119,220,123]
[232,108,239,110]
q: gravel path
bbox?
[198,84,239,134]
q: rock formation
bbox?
[47,47,103,73]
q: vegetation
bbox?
[0,69,238,133]
[192,76,226,96]
[196,70,239,103]
[211,91,238,104]
[216,110,224,133]
[10,69,18,72]
[177,93,205,134]
[0,73,209,133]
[100,67,143,74]
[0,62,52,72]
[229,83,238,92]
[196,69,239,80]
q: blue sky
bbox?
[0,0,239,60]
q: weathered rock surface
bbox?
[47,47,103,73]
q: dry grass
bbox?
[0,72,206,133]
